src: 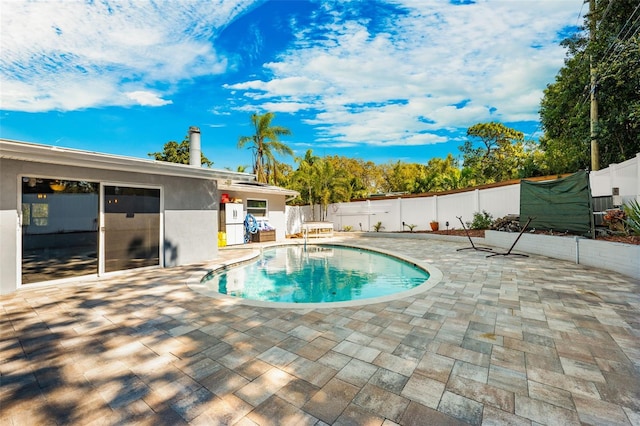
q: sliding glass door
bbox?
[21,178,99,284]
[20,180,162,283]
[103,186,161,272]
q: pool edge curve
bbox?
[186,241,444,309]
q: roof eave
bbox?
[218,181,299,197]
[0,139,256,182]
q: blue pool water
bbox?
[201,245,430,303]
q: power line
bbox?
[598,10,640,77]
[575,0,587,28]
[599,1,640,61]
[597,0,615,31]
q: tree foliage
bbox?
[238,112,293,184]
[540,0,640,171]
[459,122,526,184]
[289,150,351,220]
[379,161,426,194]
[148,137,213,167]
[276,122,547,203]
[324,155,382,200]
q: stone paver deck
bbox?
[1,235,639,425]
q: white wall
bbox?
[287,184,521,233]
[485,231,640,280]
[165,210,217,266]
[220,190,289,241]
[286,158,640,235]
[590,152,640,203]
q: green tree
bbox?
[289,150,351,220]
[314,159,350,221]
[148,137,213,167]
[324,155,383,199]
[238,112,293,183]
[380,161,426,194]
[539,0,640,171]
[418,154,468,192]
[290,150,319,218]
[273,162,294,187]
[460,122,526,184]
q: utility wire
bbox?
[575,0,586,29]
[596,0,614,31]
[598,12,640,77]
[599,1,640,61]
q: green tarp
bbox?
[520,171,593,235]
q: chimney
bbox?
[188,126,201,167]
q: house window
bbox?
[247,199,267,217]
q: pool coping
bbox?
[186,240,444,309]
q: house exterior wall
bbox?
[0,158,219,294]
[219,189,289,241]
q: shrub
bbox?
[603,208,627,233]
[470,210,493,230]
[373,221,384,232]
[343,225,353,232]
[623,199,640,235]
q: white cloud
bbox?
[125,91,172,107]
[0,0,583,152]
[227,0,581,148]
[0,0,255,112]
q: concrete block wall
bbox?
[578,238,640,279]
[358,231,640,280]
[484,231,579,263]
[485,231,640,280]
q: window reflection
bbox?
[21,177,99,284]
[104,186,160,272]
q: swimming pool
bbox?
[191,244,443,308]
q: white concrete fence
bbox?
[285,153,640,234]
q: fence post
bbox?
[474,189,480,213]
[433,195,438,222]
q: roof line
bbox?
[0,139,256,182]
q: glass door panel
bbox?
[103,186,160,272]
[21,178,99,283]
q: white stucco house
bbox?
[0,136,297,295]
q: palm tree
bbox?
[238,112,293,183]
[291,152,319,220]
[314,159,350,221]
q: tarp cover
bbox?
[520,171,592,235]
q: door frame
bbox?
[99,182,164,276]
[17,173,101,288]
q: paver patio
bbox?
[1,235,639,425]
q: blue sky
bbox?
[1,0,584,171]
